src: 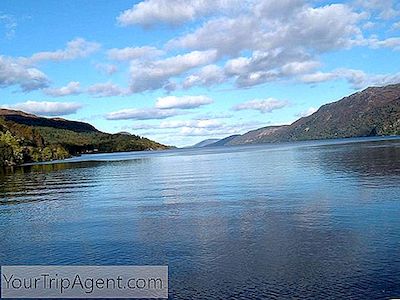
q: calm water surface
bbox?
[1,137,400,299]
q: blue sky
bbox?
[0,0,399,146]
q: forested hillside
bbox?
[0,109,168,167]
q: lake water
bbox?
[1,137,400,299]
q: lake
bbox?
[1,137,400,299]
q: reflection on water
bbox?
[1,137,400,299]
[316,139,400,177]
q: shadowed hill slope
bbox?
[226,84,400,145]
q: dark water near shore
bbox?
[1,137,400,299]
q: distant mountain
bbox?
[190,139,220,148]
[0,109,169,167]
[226,126,288,145]
[205,135,241,147]
[220,83,400,145]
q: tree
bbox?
[0,131,23,166]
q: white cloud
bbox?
[163,1,372,90]
[224,56,251,75]
[43,81,81,97]
[281,61,321,76]
[155,95,213,109]
[94,63,118,75]
[253,0,305,19]
[393,21,400,30]
[87,82,128,97]
[195,112,233,120]
[368,37,400,50]
[28,38,100,64]
[129,123,159,130]
[106,108,181,120]
[115,0,397,93]
[130,118,229,131]
[363,21,376,29]
[175,120,264,137]
[233,98,289,113]
[117,0,242,26]
[0,39,100,92]
[129,50,218,93]
[0,56,49,91]
[107,46,164,61]
[182,65,226,88]
[224,50,318,87]
[345,70,400,89]
[106,94,213,122]
[168,3,365,55]
[129,118,264,141]
[159,119,222,129]
[2,101,82,116]
[296,107,317,118]
[234,70,280,87]
[167,16,256,57]
[300,69,400,89]
[179,127,222,136]
[355,0,400,19]
[282,4,366,52]
[129,118,266,147]
[300,72,338,84]
[0,14,17,39]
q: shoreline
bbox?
[14,135,400,168]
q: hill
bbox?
[0,109,97,133]
[190,139,220,148]
[0,109,169,167]
[224,84,400,145]
[205,135,241,147]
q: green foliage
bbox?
[0,131,24,166]
[0,116,168,167]
[0,140,16,167]
[36,127,167,154]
